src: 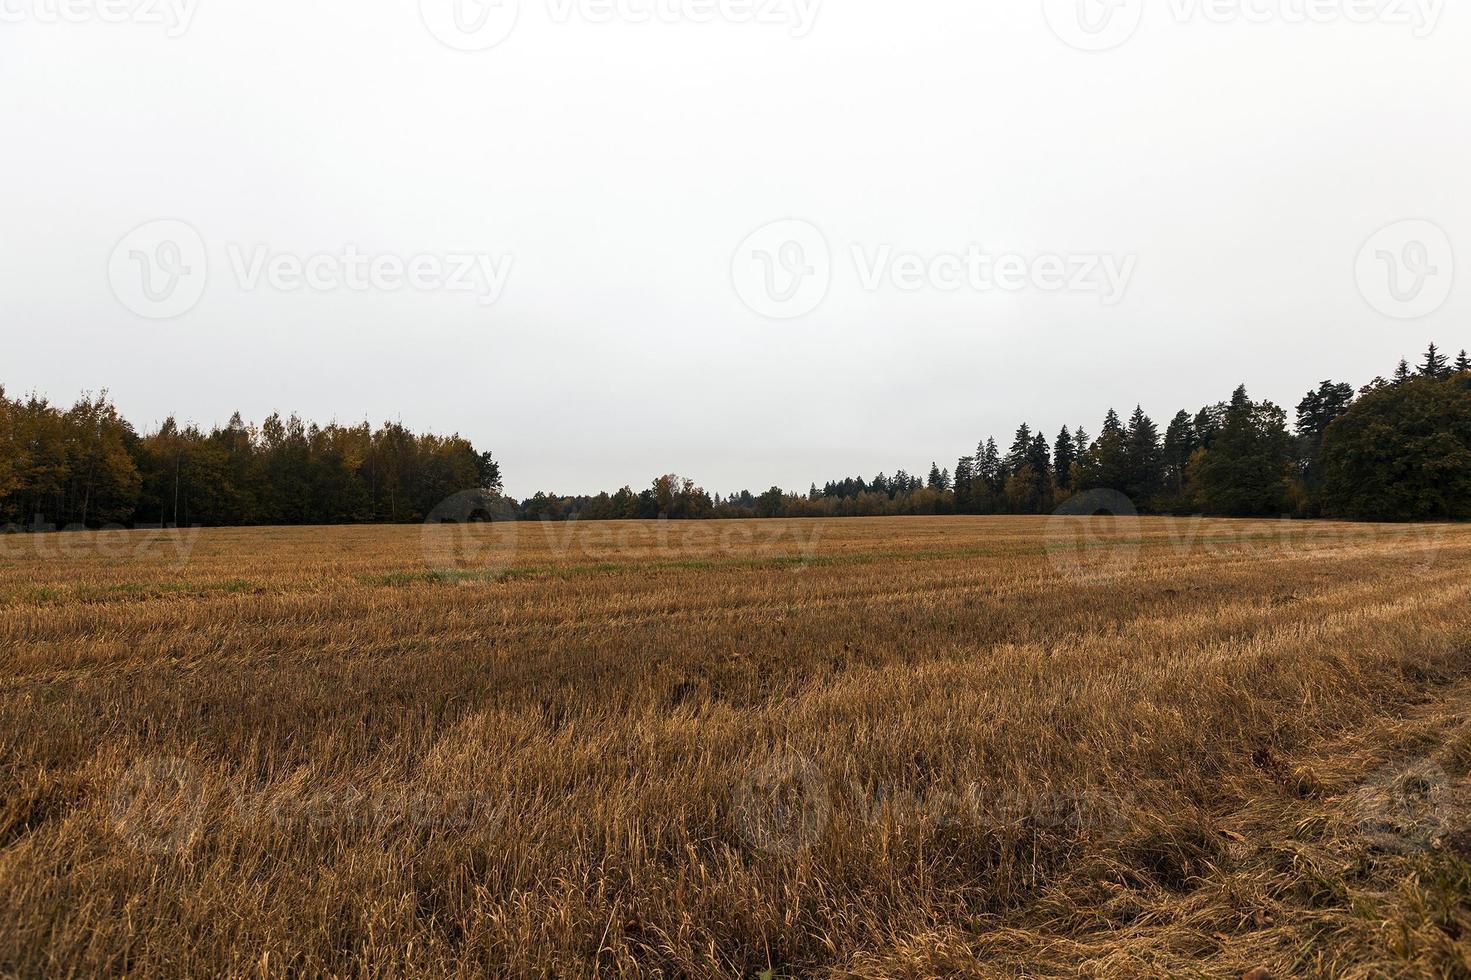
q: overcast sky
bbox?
[2,0,1467,498]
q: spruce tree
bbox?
[979,439,1003,494]
[1393,359,1413,384]
[1195,386,1291,516]
[1419,343,1451,380]
[1005,425,1033,477]
[1294,381,1355,513]
[1089,409,1130,493]
[953,456,974,512]
[1125,406,1163,503]
[1053,426,1076,491]
[1457,350,1471,374]
[1161,411,1196,496]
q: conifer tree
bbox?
[1005,425,1033,477]
[1161,411,1196,497]
[1125,406,1163,503]
[1053,426,1076,491]
[1419,343,1451,380]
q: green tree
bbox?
[1294,380,1355,513]
[1322,375,1471,521]
[1418,343,1451,380]
[1074,410,1129,494]
[1124,406,1162,503]
[1161,410,1196,496]
[1192,386,1291,516]
[1053,426,1076,491]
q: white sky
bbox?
[2,0,1467,498]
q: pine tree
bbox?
[1294,380,1355,514]
[1161,411,1196,496]
[1053,426,1076,491]
[953,456,974,512]
[1125,406,1163,503]
[1456,350,1471,373]
[978,439,1002,494]
[1005,425,1033,477]
[1418,343,1451,380]
[1393,359,1413,384]
[1076,410,1129,492]
[1195,386,1291,516]
[927,462,945,491]
[1027,433,1051,479]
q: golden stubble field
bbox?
[3,515,1471,978]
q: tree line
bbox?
[0,388,500,529]
[521,344,1471,524]
[5,343,1470,529]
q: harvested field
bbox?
[2,516,1471,977]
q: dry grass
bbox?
[2,515,1471,977]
